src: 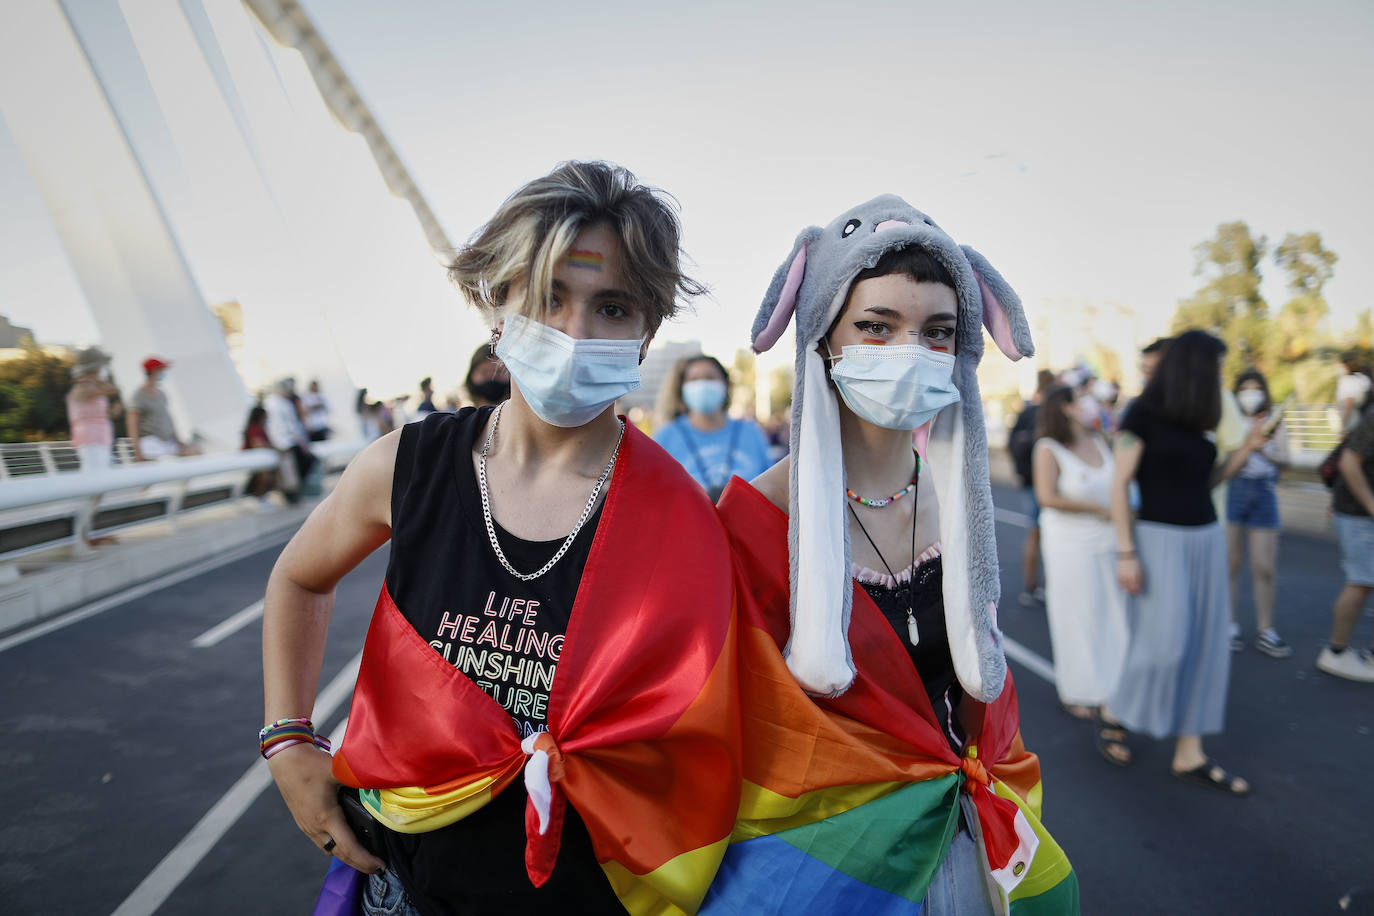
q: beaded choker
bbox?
[846,451,921,508]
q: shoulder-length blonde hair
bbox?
[447,161,705,334]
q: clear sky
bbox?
[2,0,1371,386]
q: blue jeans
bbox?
[923,802,999,915]
[1226,475,1280,528]
[362,869,422,916]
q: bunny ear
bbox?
[961,245,1033,361]
[753,228,821,353]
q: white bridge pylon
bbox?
[0,0,487,447]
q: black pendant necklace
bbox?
[847,462,920,647]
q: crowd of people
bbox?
[1009,338,1374,798]
[54,158,1373,915]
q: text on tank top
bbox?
[386,407,603,738]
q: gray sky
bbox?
[3,0,1371,373]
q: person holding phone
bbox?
[261,161,739,915]
[1226,369,1292,657]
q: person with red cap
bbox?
[128,357,199,460]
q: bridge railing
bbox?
[0,440,364,573]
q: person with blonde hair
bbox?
[262,161,739,915]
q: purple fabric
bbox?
[312,858,364,916]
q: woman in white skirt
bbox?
[1032,385,1130,763]
[1110,330,1269,796]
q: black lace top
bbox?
[858,555,966,750]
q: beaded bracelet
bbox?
[259,717,332,759]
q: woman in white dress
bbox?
[1032,385,1131,764]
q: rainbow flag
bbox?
[333,424,741,914]
[707,479,1079,914]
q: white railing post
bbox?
[39,443,58,475]
[72,495,99,557]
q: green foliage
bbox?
[768,366,794,418]
[1171,221,1270,380]
[0,344,74,443]
[1172,224,1355,402]
[1274,232,1338,296]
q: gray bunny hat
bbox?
[752,194,1033,702]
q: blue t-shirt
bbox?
[655,416,772,498]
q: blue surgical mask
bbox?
[681,379,727,415]
[495,313,643,427]
[826,343,960,430]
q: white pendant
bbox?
[906,612,920,647]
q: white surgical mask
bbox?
[826,343,960,430]
[495,313,643,427]
[682,378,727,415]
[1075,394,1102,426]
[1236,389,1266,415]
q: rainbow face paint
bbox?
[567,249,604,270]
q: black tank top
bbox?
[379,407,623,915]
[859,557,966,750]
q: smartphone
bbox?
[338,786,388,863]
[1261,396,1292,437]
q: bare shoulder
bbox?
[752,456,790,515]
[328,428,402,528]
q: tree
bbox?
[1171,221,1270,380]
[1264,232,1338,399]
[0,343,74,442]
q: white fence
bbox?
[0,440,363,570]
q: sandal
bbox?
[1172,759,1250,796]
[1094,713,1132,767]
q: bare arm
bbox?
[1111,432,1144,594]
[261,429,400,874]
[1211,419,1268,488]
[1032,441,1109,518]
[1338,448,1374,517]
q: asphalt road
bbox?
[1,482,1370,915]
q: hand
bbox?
[1097,505,1113,521]
[1116,556,1143,595]
[266,743,385,875]
[1242,419,1270,452]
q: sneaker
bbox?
[1316,647,1374,683]
[1032,587,1046,603]
[1018,591,1035,606]
[1255,630,1293,659]
[1229,624,1244,653]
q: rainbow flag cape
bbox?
[333,423,741,915]
[705,479,1079,914]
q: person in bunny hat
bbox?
[709,195,1078,914]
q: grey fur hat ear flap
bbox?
[753,225,858,696]
[924,245,1033,702]
[754,196,1032,702]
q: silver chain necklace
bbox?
[477,403,623,582]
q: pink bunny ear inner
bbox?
[912,422,930,458]
[977,273,1023,361]
[754,244,808,353]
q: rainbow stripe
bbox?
[707,478,1080,914]
[567,249,604,269]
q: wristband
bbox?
[259,717,332,759]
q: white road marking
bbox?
[993,502,1056,684]
[1002,636,1056,685]
[109,653,361,916]
[191,599,265,648]
[994,507,1033,528]
[0,533,291,654]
